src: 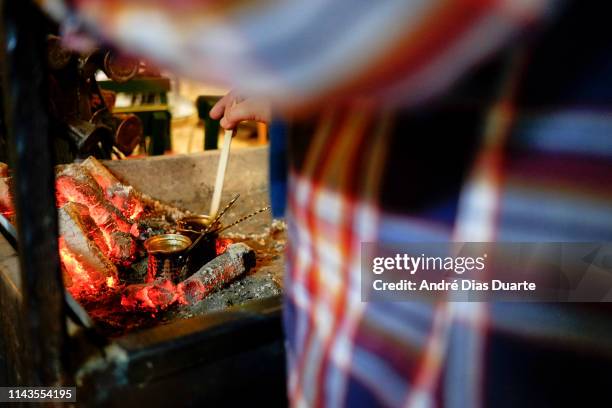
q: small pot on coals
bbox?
[144,234,192,283]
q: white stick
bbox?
[209,127,235,217]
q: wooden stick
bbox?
[209,101,237,216]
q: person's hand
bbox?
[209,91,271,130]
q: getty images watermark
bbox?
[361,243,612,302]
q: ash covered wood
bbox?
[61,201,136,265]
[58,202,119,300]
[56,164,134,234]
[81,156,144,220]
[60,202,108,252]
[121,278,179,312]
[83,156,190,222]
[121,243,255,312]
[179,243,256,304]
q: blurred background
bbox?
[142,76,267,154]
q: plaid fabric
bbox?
[283,4,612,407]
[43,0,553,110]
[46,0,612,406]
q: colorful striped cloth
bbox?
[284,101,612,404]
[40,0,554,111]
[42,1,612,407]
[282,3,612,406]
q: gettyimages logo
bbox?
[361,242,612,302]
[372,253,487,275]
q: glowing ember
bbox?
[121,243,255,312]
[0,177,14,221]
[56,175,138,265]
[96,223,113,252]
[0,209,14,220]
[105,185,145,221]
[56,176,133,234]
[1,158,260,323]
[121,279,179,312]
[59,237,117,302]
[81,157,146,221]
[216,238,233,255]
[59,238,95,292]
[130,223,140,237]
[127,199,144,220]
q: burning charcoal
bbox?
[0,162,12,218]
[58,204,119,302]
[0,176,14,220]
[60,202,109,252]
[81,156,145,221]
[59,200,136,265]
[216,238,233,255]
[120,243,255,312]
[82,156,190,222]
[56,164,135,235]
[120,279,179,312]
[178,243,256,305]
[107,230,138,266]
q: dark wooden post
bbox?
[0,0,66,385]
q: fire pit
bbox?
[0,147,287,406]
[3,149,284,334]
[0,5,286,404]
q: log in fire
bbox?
[0,156,263,332]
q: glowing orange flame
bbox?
[59,237,117,302]
[59,238,96,293]
[99,228,112,250]
[127,200,144,220]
